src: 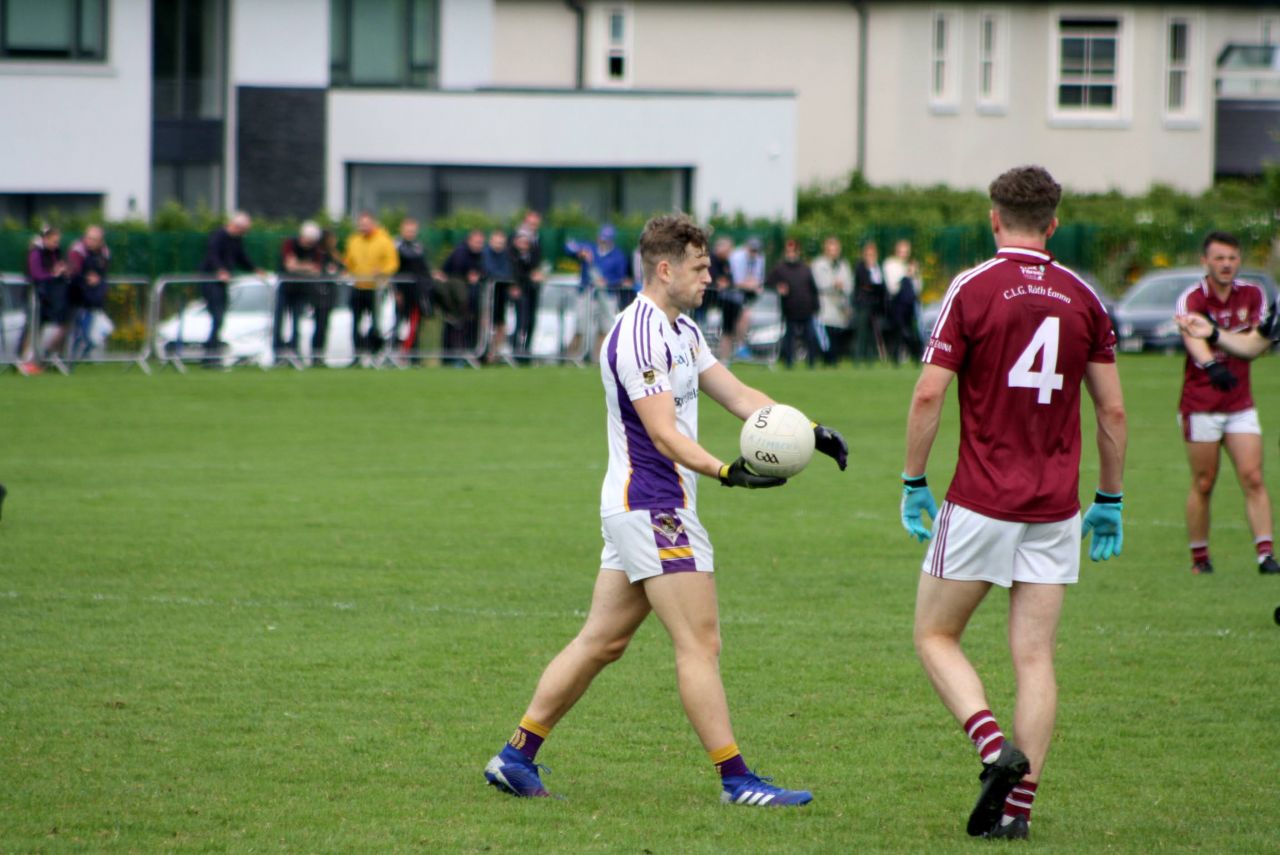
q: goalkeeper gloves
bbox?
[1081,491,1124,561]
[1202,360,1238,392]
[719,457,786,489]
[811,421,848,470]
[900,473,938,542]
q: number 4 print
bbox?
[1008,316,1064,404]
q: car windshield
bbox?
[1123,275,1200,309]
[1122,271,1275,310]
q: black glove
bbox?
[811,422,848,471]
[1203,360,1238,392]
[1260,299,1278,341]
[718,457,786,489]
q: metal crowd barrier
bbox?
[1,273,152,374]
[490,276,595,367]
[0,274,36,373]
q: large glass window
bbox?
[153,0,225,120]
[0,0,107,60]
[331,0,439,88]
[347,164,690,222]
[1056,18,1119,110]
[152,162,223,214]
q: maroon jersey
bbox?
[924,247,1116,523]
[1174,278,1265,415]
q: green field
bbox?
[2,358,1278,853]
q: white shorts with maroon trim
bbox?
[601,507,714,584]
[922,502,1081,588]
[1178,408,1262,443]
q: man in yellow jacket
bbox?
[344,211,399,362]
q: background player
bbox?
[900,165,1127,840]
[1172,232,1277,576]
[484,214,848,806]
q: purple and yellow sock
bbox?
[508,716,550,761]
[709,743,750,780]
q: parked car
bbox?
[1113,268,1278,352]
[155,276,394,366]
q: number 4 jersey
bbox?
[924,247,1117,523]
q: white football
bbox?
[740,404,815,478]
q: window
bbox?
[153,0,225,120]
[331,0,438,88]
[977,10,1009,112]
[930,10,960,112]
[1056,17,1118,111]
[594,4,631,87]
[1164,16,1200,124]
[0,0,106,60]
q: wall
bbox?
[864,3,1277,195]
[492,0,578,87]
[327,89,796,220]
[0,0,153,219]
[441,0,496,89]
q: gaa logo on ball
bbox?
[739,404,815,478]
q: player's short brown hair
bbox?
[639,214,709,284]
[1201,230,1240,254]
[988,166,1062,234]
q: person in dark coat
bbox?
[199,212,261,360]
[766,238,822,368]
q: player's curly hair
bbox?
[639,214,709,284]
[988,165,1062,234]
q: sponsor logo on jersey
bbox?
[1020,265,1045,281]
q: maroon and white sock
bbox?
[1000,779,1038,826]
[1256,536,1274,563]
[1190,541,1210,564]
[963,709,1005,764]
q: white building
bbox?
[0,1,1277,225]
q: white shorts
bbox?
[1178,408,1262,443]
[601,507,714,584]
[922,502,1081,588]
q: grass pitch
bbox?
[2,357,1278,853]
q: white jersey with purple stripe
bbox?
[600,293,717,518]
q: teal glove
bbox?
[901,474,939,543]
[1081,491,1124,561]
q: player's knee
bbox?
[1239,468,1266,493]
[578,630,633,664]
[1192,473,1217,495]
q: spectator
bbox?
[278,220,338,363]
[18,224,71,374]
[727,236,766,359]
[343,211,398,365]
[882,238,924,363]
[567,224,633,357]
[509,228,544,361]
[394,218,438,360]
[483,229,515,363]
[517,209,544,267]
[852,240,887,364]
[199,211,260,364]
[66,225,112,360]
[766,238,821,368]
[440,229,487,354]
[811,235,853,366]
[708,236,735,357]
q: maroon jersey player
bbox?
[1172,231,1277,576]
[901,165,1127,841]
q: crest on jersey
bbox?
[1239,307,1249,323]
[651,512,685,544]
[642,369,656,385]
